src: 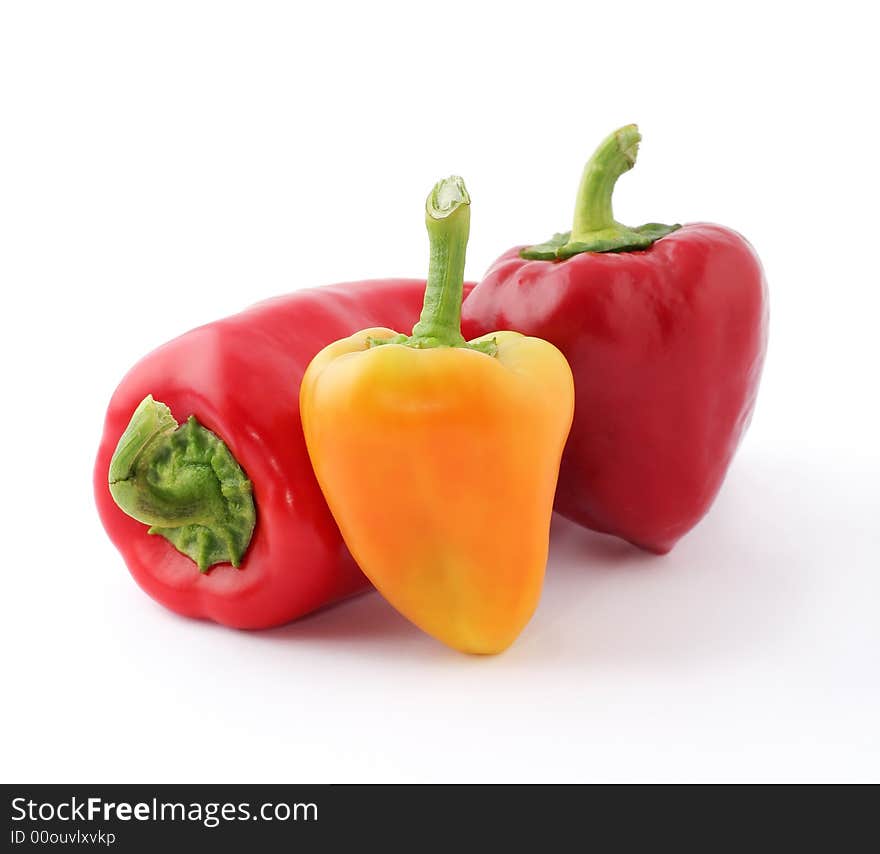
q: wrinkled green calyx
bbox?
[108,395,256,571]
[521,124,680,260]
[370,175,497,356]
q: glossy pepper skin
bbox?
[461,126,768,554]
[95,279,473,629]
[301,178,574,654]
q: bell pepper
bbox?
[300,177,574,654]
[461,125,768,554]
[95,279,474,629]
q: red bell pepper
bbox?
[461,125,768,554]
[95,279,472,629]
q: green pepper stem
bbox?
[109,395,184,522]
[108,395,256,571]
[519,124,681,260]
[570,124,641,240]
[370,175,495,354]
[409,176,471,347]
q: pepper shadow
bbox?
[532,449,818,668]
[255,586,456,661]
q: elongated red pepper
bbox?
[95,279,472,629]
[461,126,767,553]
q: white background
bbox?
[2,1,877,782]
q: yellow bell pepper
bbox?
[300,176,574,654]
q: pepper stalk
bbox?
[521,124,681,260]
[371,175,496,355]
[108,395,256,571]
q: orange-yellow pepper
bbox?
[300,177,573,654]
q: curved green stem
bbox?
[370,176,496,355]
[108,395,256,571]
[571,124,641,239]
[521,124,681,260]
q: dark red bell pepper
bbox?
[461,125,767,554]
[96,279,472,629]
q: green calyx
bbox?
[370,175,497,356]
[521,124,681,261]
[108,395,256,571]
